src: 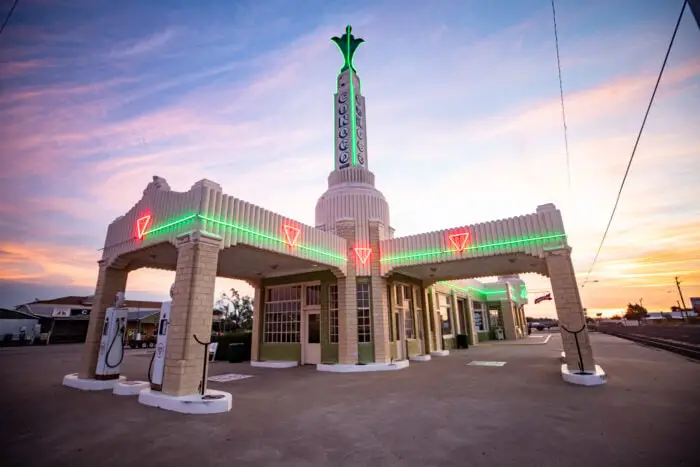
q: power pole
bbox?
[690,0,700,31]
[675,276,688,320]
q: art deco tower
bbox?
[315,26,394,243]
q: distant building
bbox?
[691,297,700,314]
[0,308,40,345]
[15,296,162,344]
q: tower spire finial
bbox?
[331,24,364,73]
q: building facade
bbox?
[72,26,598,398]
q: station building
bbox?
[73,26,597,398]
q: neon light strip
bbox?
[438,281,514,297]
[347,33,358,166]
[140,214,346,262]
[198,215,346,261]
[381,233,567,263]
[142,213,198,236]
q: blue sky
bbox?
[1,0,698,317]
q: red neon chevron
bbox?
[136,215,152,239]
[283,224,301,247]
[354,247,372,265]
[448,232,470,252]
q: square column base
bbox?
[409,354,432,362]
[138,388,232,414]
[316,360,409,372]
[430,350,449,357]
[62,373,126,391]
[560,364,607,386]
[113,381,150,396]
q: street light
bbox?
[580,280,599,288]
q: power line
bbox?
[550,0,572,194]
[582,0,688,286]
[0,0,19,38]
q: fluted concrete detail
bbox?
[102,177,348,275]
[379,205,569,275]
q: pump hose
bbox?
[147,351,156,384]
[105,324,125,369]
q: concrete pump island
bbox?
[62,25,605,415]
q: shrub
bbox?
[212,331,252,361]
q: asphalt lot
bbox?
[1,332,698,467]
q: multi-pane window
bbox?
[263,285,301,343]
[404,308,415,339]
[357,282,372,343]
[488,306,503,328]
[305,284,321,306]
[404,286,415,339]
[473,301,487,331]
[439,294,453,335]
[329,284,339,344]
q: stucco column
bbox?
[545,247,596,372]
[428,287,443,351]
[162,230,220,397]
[335,220,358,365]
[78,259,129,379]
[368,220,390,363]
[249,281,263,362]
[449,290,460,335]
[466,296,479,346]
[500,299,517,340]
[421,284,435,353]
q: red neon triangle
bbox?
[448,232,470,252]
[136,215,152,239]
[354,247,372,265]
[283,224,301,247]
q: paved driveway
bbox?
[1,333,698,467]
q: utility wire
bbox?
[582,0,688,286]
[0,0,19,38]
[550,0,572,194]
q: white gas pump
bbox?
[149,284,174,391]
[95,292,128,380]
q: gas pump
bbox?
[95,292,128,380]
[149,284,174,391]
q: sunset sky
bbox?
[1,0,698,318]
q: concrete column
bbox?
[545,247,596,372]
[429,288,443,351]
[368,220,390,364]
[500,299,518,340]
[249,281,263,362]
[162,230,220,397]
[449,291,460,334]
[466,296,479,346]
[421,285,435,353]
[335,220,358,365]
[78,259,129,379]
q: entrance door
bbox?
[304,311,321,365]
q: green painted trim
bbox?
[322,343,339,363]
[358,342,374,363]
[260,343,300,362]
[477,331,492,342]
[443,336,457,350]
[406,339,420,357]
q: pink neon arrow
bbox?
[354,247,372,265]
[448,232,470,252]
[283,224,301,246]
[136,215,152,239]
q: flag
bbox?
[534,293,552,304]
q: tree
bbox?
[624,302,648,321]
[214,288,254,332]
[610,315,622,320]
